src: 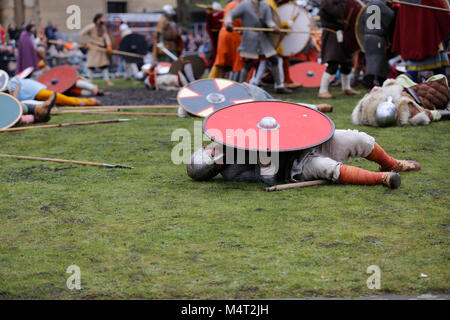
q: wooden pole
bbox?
[233,27,320,34]
[0,119,136,132]
[81,112,178,116]
[49,40,145,59]
[388,0,450,12]
[0,154,133,169]
[264,180,328,192]
[54,105,179,111]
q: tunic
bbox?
[319,0,351,64]
[80,23,112,68]
[8,77,46,101]
[226,0,277,59]
[15,31,39,75]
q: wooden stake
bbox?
[0,154,133,169]
[49,40,145,59]
[264,180,328,192]
[233,27,320,34]
[0,119,136,132]
[388,0,450,12]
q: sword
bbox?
[156,42,179,61]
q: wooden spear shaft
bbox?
[53,105,179,112]
[233,27,320,34]
[264,180,328,192]
[388,0,450,12]
[0,119,136,132]
[0,154,133,169]
[81,112,178,116]
[48,40,145,59]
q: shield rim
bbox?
[177,78,254,118]
[355,3,367,53]
[344,0,364,55]
[37,66,78,93]
[202,100,336,153]
[0,92,23,130]
[278,4,312,57]
[0,69,9,92]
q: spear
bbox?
[48,40,146,59]
[0,119,136,132]
[232,26,320,34]
[388,0,450,12]
[52,105,179,113]
[81,112,178,116]
[264,180,328,192]
[0,154,133,169]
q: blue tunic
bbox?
[7,77,47,101]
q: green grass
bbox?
[0,84,448,299]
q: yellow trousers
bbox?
[35,89,96,106]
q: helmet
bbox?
[187,147,224,181]
[212,2,222,11]
[375,96,397,127]
[0,70,9,92]
[163,5,176,16]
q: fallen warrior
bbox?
[352,74,450,126]
[187,129,420,189]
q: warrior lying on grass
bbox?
[352,74,450,127]
[2,72,100,106]
[187,129,420,189]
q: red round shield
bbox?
[203,101,335,152]
[37,66,78,93]
[289,62,329,88]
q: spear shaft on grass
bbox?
[264,180,328,192]
[0,154,134,169]
[0,119,136,132]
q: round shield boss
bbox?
[37,66,78,93]
[203,101,335,152]
[278,4,311,57]
[290,62,328,88]
[119,33,147,63]
[0,92,23,130]
[178,78,254,118]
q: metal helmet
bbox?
[375,96,397,127]
[187,147,223,181]
[162,5,176,17]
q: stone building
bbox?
[0,0,176,33]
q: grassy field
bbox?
[0,81,448,299]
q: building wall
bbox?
[0,0,175,33]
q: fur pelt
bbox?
[351,79,430,126]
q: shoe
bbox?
[88,98,101,106]
[285,82,302,89]
[317,104,333,113]
[382,172,401,189]
[34,92,57,122]
[342,89,360,95]
[274,87,292,94]
[381,160,421,172]
[318,92,334,99]
[105,80,114,87]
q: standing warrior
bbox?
[209,0,244,79]
[80,13,113,86]
[362,0,395,90]
[152,5,183,66]
[225,0,292,93]
[205,2,224,64]
[318,0,360,99]
[15,23,39,75]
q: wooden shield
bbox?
[177,78,254,118]
[118,33,147,64]
[344,0,364,54]
[278,3,312,57]
[0,69,9,92]
[289,62,331,88]
[355,3,367,53]
[16,66,34,79]
[37,66,78,93]
[203,101,335,152]
[169,55,205,80]
[0,92,23,130]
